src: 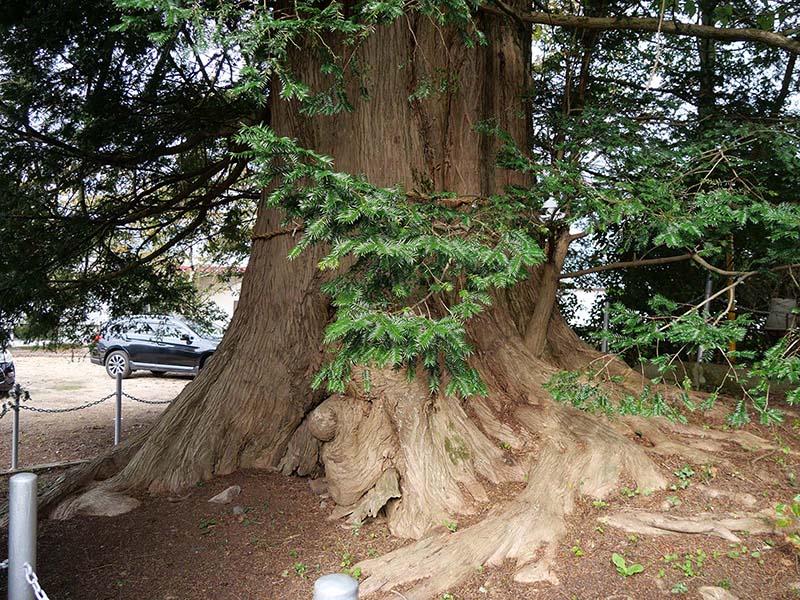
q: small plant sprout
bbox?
[571,540,584,556]
[673,465,695,490]
[198,518,216,535]
[774,494,800,552]
[671,581,689,594]
[592,500,608,509]
[612,553,644,577]
[666,495,682,507]
[294,562,309,578]
[443,520,458,533]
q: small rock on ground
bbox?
[698,586,738,600]
[309,477,329,496]
[208,485,241,504]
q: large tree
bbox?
[4,0,800,597]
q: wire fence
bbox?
[0,377,174,472]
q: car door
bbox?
[117,319,156,365]
[148,319,199,369]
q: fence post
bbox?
[10,387,20,471]
[313,574,358,600]
[114,372,122,446]
[600,300,610,354]
[8,472,37,600]
[697,273,713,362]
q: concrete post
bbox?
[8,472,37,600]
[697,273,713,362]
[114,372,122,446]
[313,574,358,600]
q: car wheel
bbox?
[150,370,166,377]
[105,351,132,379]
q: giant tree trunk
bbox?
[40,8,777,599]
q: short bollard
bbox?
[313,574,358,600]
[8,472,37,600]
[114,372,122,445]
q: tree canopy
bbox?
[1,0,799,422]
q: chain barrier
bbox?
[2,381,174,470]
[18,394,116,414]
[0,391,173,418]
[122,392,173,405]
[24,562,52,600]
[1,559,52,600]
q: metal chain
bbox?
[24,562,51,600]
[1,387,173,418]
[122,392,172,405]
[18,394,115,414]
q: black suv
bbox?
[90,316,221,378]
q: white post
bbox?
[8,472,37,600]
[313,574,358,600]
[10,389,20,471]
[601,300,610,354]
[114,372,122,446]
[697,273,713,362]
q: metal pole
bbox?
[697,273,713,362]
[114,372,122,446]
[8,472,37,600]
[601,300,610,354]
[313,574,358,600]
[11,387,20,471]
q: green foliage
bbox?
[237,127,545,396]
[2,0,799,429]
[443,520,458,533]
[673,465,695,490]
[545,369,688,423]
[611,553,644,577]
[774,494,800,552]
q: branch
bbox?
[480,5,800,55]
[560,253,693,279]
[251,224,303,242]
[658,263,800,332]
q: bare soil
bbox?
[2,352,800,600]
[0,350,187,493]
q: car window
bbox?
[150,320,191,340]
[107,319,152,337]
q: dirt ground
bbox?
[0,349,187,481]
[2,351,800,600]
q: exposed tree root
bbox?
[599,510,774,543]
[351,399,666,599]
